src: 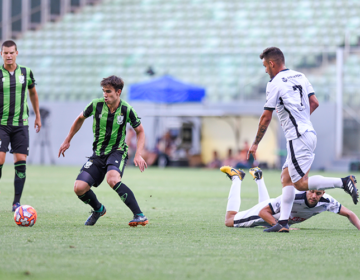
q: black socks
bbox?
[113,182,142,215]
[14,161,26,204]
[78,189,102,211]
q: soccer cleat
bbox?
[12,202,21,212]
[263,223,289,233]
[343,175,359,205]
[84,205,106,226]
[249,167,263,180]
[220,166,245,181]
[128,215,149,227]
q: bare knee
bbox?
[294,178,309,191]
[74,180,90,196]
[225,211,236,227]
[106,170,121,188]
[225,219,234,227]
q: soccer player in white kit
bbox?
[247,47,359,233]
[221,166,360,230]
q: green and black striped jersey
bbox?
[0,64,35,126]
[83,98,141,156]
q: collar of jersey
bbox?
[269,68,289,82]
[2,64,19,73]
[105,99,122,114]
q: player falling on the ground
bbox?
[247,47,359,233]
[221,166,360,230]
[0,40,41,211]
[58,75,148,227]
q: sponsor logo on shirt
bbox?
[282,77,287,82]
[286,74,302,79]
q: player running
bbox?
[221,166,360,231]
[247,47,359,232]
[58,75,148,227]
[0,40,41,211]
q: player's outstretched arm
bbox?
[28,87,42,133]
[309,94,319,115]
[259,204,277,227]
[248,110,273,160]
[338,206,360,230]
[133,124,148,172]
[58,112,86,158]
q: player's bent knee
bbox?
[74,180,90,195]
[225,220,234,227]
[294,181,308,191]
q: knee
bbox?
[106,176,120,188]
[74,181,88,196]
[225,218,234,227]
[294,180,308,191]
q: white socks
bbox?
[279,185,295,221]
[256,178,270,203]
[308,175,343,190]
[226,176,241,212]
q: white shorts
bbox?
[233,200,271,227]
[282,131,317,183]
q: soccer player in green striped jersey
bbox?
[58,75,148,227]
[0,40,41,211]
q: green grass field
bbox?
[0,166,360,280]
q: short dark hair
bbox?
[259,47,285,64]
[100,75,124,91]
[2,40,17,51]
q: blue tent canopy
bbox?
[128,75,206,103]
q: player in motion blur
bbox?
[58,75,148,226]
[0,40,41,211]
[247,47,359,233]
[221,166,360,230]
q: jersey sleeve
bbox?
[28,70,36,89]
[325,195,342,214]
[83,101,94,118]
[264,82,279,111]
[305,77,315,97]
[128,107,141,128]
[268,196,282,214]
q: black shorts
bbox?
[0,125,29,155]
[76,150,128,187]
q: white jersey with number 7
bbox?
[264,69,316,141]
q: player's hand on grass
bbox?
[134,153,147,172]
[34,117,42,133]
[58,141,70,157]
[247,143,258,160]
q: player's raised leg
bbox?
[301,175,359,204]
[75,171,106,226]
[249,167,270,203]
[220,166,246,227]
[107,167,148,227]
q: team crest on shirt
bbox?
[117,114,124,125]
[19,74,25,84]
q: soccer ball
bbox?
[14,205,37,227]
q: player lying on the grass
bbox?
[221,166,360,231]
[58,75,148,227]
